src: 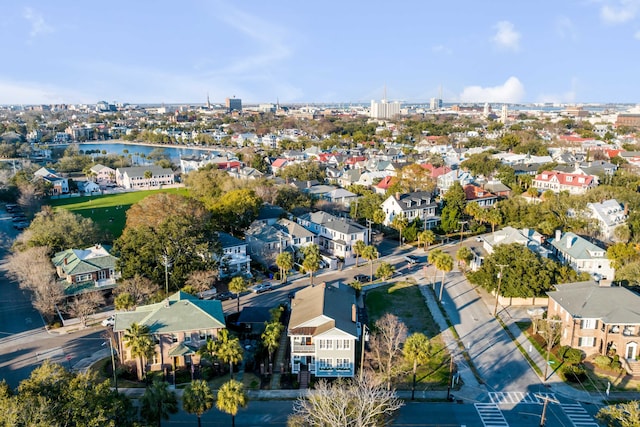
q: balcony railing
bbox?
[292,344,316,353]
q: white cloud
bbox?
[23,7,53,38]
[491,21,521,51]
[459,77,525,103]
[432,44,453,55]
[600,0,640,24]
[556,17,579,40]
[536,78,579,104]
[635,29,640,39]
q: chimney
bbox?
[624,202,629,216]
[352,304,357,323]
[395,192,400,200]
[64,258,68,265]
[555,229,561,241]
[307,180,312,188]
[567,236,574,249]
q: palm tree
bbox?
[403,333,431,400]
[418,229,436,252]
[353,240,366,268]
[435,253,454,301]
[275,252,294,284]
[486,208,502,233]
[456,246,473,271]
[361,245,379,283]
[301,244,321,286]
[215,329,244,379]
[428,249,443,286]
[123,322,155,381]
[261,321,284,369]
[391,214,409,245]
[140,379,178,427]
[216,379,248,427]
[183,379,215,427]
[228,276,247,313]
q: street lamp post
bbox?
[493,264,508,317]
[161,254,172,295]
[108,337,118,392]
[359,324,369,381]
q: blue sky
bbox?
[1,0,640,105]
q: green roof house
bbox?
[113,291,226,373]
[51,244,120,295]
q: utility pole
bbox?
[536,394,559,426]
[446,353,455,401]
[493,264,508,317]
[458,220,468,246]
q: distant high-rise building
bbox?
[430,97,443,110]
[483,102,491,117]
[226,97,242,112]
[500,105,508,123]
[370,98,401,119]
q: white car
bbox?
[250,282,273,294]
[101,315,115,327]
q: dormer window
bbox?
[566,176,573,182]
[542,174,548,179]
[578,177,585,183]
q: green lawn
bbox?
[48,188,190,241]
[365,280,451,391]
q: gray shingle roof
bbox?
[547,281,640,324]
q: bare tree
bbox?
[289,373,403,427]
[31,280,65,319]
[67,292,105,327]
[17,182,42,216]
[185,270,218,293]
[5,246,54,292]
[368,313,408,389]
[114,274,159,305]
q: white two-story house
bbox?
[586,199,628,241]
[288,282,359,380]
[116,166,175,189]
[549,231,615,282]
[295,211,369,267]
[217,232,251,278]
[381,191,439,229]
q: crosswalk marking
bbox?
[489,391,557,405]
[474,403,509,427]
[561,403,599,427]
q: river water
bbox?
[76,142,215,163]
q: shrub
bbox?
[559,346,584,365]
[563,364,587,383]
[594,355,612,368]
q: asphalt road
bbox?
[163,399,599,426]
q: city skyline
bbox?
[2,0,640,105]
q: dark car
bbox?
[215,291,235,301]
[353,274,369,283]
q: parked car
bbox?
[215,291,235,301]
[101,315,115,327]
[250,282,273,293]
[198,288,218,300]
[404,255,419,265]
[353,274,369,283]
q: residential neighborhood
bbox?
[3,98,640,426]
